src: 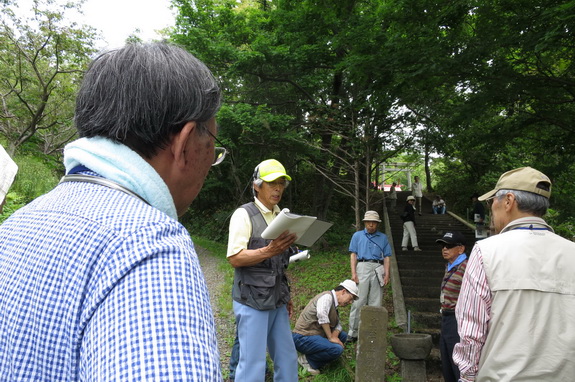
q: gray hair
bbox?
[496,189,549,217]
[74,42,222,158]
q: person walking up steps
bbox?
[401,195,421,251]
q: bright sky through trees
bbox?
[13,0,175,49]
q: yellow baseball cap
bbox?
[479,167,551,201]
[257,159,292,182]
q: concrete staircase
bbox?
[385,191,477,378]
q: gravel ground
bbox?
[195,245,235,379]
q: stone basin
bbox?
[390,333,433,360]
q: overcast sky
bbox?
[12,0,176,50]
[79,0,176,49]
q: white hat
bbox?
[362,210,381,222]
[339,280,359,299]
[406,195,416,201]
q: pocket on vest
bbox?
[241,268,278,310]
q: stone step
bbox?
[410,311,441,330]
[400,276,443,287]
[397,262,445,271]
[403,285,442,299]
[398,269,445,278]
[404,297,441,312]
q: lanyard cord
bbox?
[59,174,150,205]
[365,232,388,260]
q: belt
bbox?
[357,259,383,264]
[441,309,455,316]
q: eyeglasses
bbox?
[440,243,461,249]
[484,195,497,208]
[266,179,289,188]
[208,131,228,166]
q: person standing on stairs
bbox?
[412,175,423,215]
[347,211,392,341]
[436,231,468,382]
[388,182,398,211]
[401,195,422,251]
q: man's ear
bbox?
[171,121,196,170]
[504,193,516,212]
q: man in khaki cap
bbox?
[453,167,575,381]
[347,210,391,341]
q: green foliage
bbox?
[0,153,60,223]
[0,191,26,224]
[10,154,60,203]
[545,209,575,242]
[0,0,96,154]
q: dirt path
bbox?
[195,245,234,378]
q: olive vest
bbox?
[231,202,291,311]
[293,291,339,337]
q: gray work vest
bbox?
[231,202,291,310]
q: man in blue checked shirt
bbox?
[0,43,224,380]
[347,210,392,341]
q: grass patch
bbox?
[195,237,403,381]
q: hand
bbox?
[352,274,359,284]
[265,231,297,257]
[383,274,390,286]
[287,300,294,319]
[329,336,344,348]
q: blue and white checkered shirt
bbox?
[0,179,221,380]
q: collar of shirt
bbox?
[363,228,381,237]
[64,137,177,220]
[501,216,554,234]
[252,197,281,225]
[330,290,339,308]
[447,253,467,272]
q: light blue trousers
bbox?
[233,301,298,382]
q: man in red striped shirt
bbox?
[437,231,468,382]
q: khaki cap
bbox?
[479,167,551,201]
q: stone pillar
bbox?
[355,305,388,382]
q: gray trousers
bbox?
[348,261,383,338]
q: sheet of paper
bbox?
[261,208,333,247]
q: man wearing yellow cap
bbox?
[453,167,575,381]
[227,159,298,382]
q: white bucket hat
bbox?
[362,210,381,222]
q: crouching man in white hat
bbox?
[292,280,359,375]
